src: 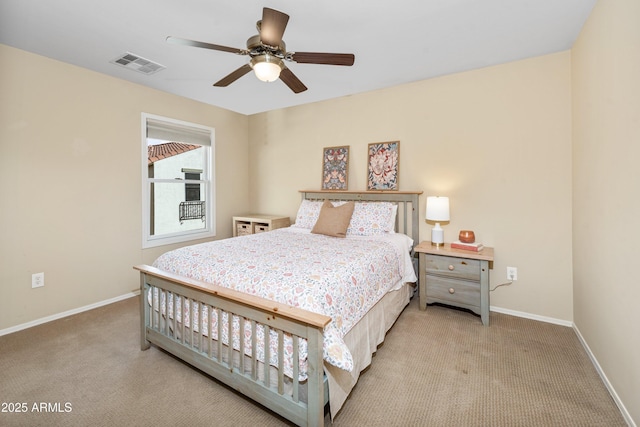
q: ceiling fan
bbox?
[166,7,355,93]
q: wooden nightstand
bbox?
[232,214,290,237]
[414,242,494,326]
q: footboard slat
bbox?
[263,324,270,387]
[227,313,233,365]
[293,335,300,402]
[190,298,195,349]
[163,290,169,336]
[216,308,223,363]
[172,292,177,339]
[136,265,331,427]
[251,320,257,380]
[277,330,285,395]
[152,286,159,330]
[181,296,186,345]
[239,317,246,373]
[207,305,213,358]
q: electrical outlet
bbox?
[507,267,518,281]
[32,272,45,288]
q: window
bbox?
[184,170,202,201]
[142,113,215,248]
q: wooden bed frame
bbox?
[135,190,422,426]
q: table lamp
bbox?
[426,196,450,246]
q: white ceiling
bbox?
[0,0,596,115]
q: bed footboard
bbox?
[135,265,331,427]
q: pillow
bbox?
[292,199,324,229]
[389,204,398,233]
[311,200,355,238]
[293,199,397,235]
[346,202,396,236]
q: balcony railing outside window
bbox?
[179,200,205,223]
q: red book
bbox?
[450,240,484,252]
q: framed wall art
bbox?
[367,141,399,190]
[321,145,349,190]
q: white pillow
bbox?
[389,204,398,233]
[292,199,324,229]
[346,202,396,236]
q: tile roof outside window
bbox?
[148,142,201,165]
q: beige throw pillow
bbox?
[311,200,355,238]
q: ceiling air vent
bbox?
[110,52,165,75]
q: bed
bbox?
[135,190,421,426]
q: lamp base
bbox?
[431,227,444,247]
[431,241,444,247]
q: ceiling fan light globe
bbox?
[254,62,281,82]
[251,55,283,82]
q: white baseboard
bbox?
[491,305,634,427]
[573,325,636,427]
[0,291,140,337]
[490,305,573,327]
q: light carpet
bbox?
[0,296,626,426]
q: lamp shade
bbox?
[426,196,450,222]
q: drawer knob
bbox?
[449,288,455,294]
[448,265,454,271]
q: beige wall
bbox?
[0,44,250,330]
[572,0,640,422]
[249,51,574,322]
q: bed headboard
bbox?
[299,190,423,246]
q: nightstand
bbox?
[232,214,290,237]
[414,242,494,326]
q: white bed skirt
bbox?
[325,282,415,419]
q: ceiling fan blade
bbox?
[279,67,307,94]
[290,52,355,66]
[259,7,289,48]
[166,36,245,55]
[213,64,252,87]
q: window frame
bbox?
[141,113,216,249]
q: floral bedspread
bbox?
[151,227,416,379]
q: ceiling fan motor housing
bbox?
[246,34,286,58]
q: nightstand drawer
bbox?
[426,276,480,308]
[425,255,481,281]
